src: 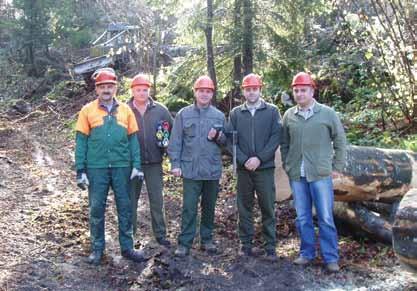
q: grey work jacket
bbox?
[168,104,226,180]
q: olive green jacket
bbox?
[280,102,347,182]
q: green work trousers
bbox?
[130,163,167,240]
[237,167,276,250]
[87,167,134,253]
[178,178,219,249]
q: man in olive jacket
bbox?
[168,75,226,257]
[128,74,173,246]
[280,72,346,272]
[228,73,282,260]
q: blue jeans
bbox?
[290,176,339,263]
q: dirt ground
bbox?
[1,95,417,291]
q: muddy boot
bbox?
[240,246,254,257]
[156,238,171,247]
[325,262,340,273]
[294,256,312,266]
[200,242,217,254]
[264,249,278,262]
[122,249,147,263]
[87,251,103,266]
[174,245,190,257]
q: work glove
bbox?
[76,170,89,190]
[130,168,144,180]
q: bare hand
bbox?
[171,168,182,177]
[244,157,261,171]
[207,128,218,140]
[332,171,341,180]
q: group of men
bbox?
[74,68,346,273]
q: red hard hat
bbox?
[131,74,151,88]
[291,72,316,88]
[193,76,215,91]
[93,69,117,86]
[242,73,262,88]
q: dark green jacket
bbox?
[168,104,226,180]
[280,102,347,182]
[227,100,282,169]
[75,98,141,170]
[128,98,173,165]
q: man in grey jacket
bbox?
[168,75,226,257]
[128,74,173,247]
[228,73,282,260]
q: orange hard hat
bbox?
[193,75,215,91]
[131,74,151,88]
[291,72,316,88]
[242,73,262,88]
[93,68,117,86]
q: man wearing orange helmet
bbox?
[281,72,346,272]
[168,75,226,257]
[228,73,282,260]
[127,74,173,247]
[74,68,147,265]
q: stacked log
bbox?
[274,145,417,270]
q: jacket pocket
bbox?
[210,155,222,177]
[317,158,332,176]
[184,122,196,137]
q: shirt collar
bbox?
[295,99,316,114]
[98,98,119,112]
[242,99,266,111]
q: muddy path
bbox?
[0,104,417,291]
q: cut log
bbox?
[275,145,417,202]
[392,188,417,270]
[334,202,393,244]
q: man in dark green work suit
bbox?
[75,68,147,265]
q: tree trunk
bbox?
[242,0,253,75]
[274,145,417,248]
[232,0,242,106]
[276,145,417,202]
[393,188,417,271]
[334,201,394,244]
[152,10,161,99]
[205,0,217,106]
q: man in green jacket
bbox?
[228,73,282,260]
[75,68,146,265]
[168,75,226,257]
[127,74,173,246]
[280,72,347,272]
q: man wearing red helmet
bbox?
[75,68,146,265]
[127,74,173,247]
[280,72,346,272]
[168,75,226,257]
[228,73,282,261]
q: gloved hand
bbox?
[130,168,144,180]
[76,170,89,190]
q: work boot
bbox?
[265,249,278,262]
[240,245,254,257]
[156,238,171,247]
[325,262,340,273]
[200,242,217,254]
[294,256,312,266]
[174,245,190,257]
[122,249,147,263]
[87,251,103,266]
